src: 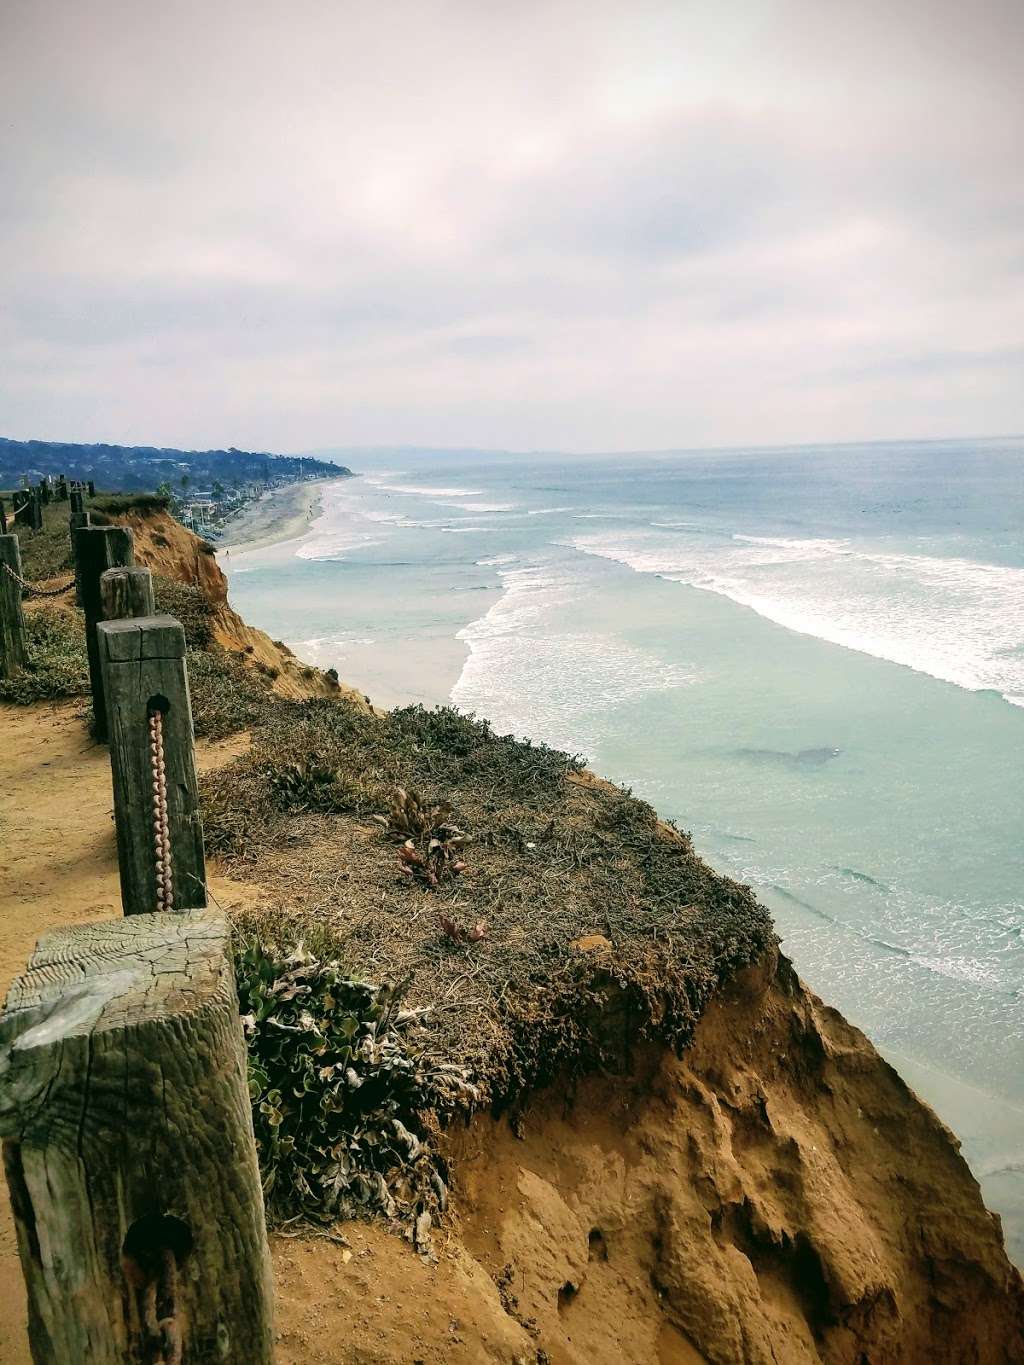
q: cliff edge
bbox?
[1,501,1021,1364]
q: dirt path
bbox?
[0,701,256,1364]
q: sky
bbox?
[1,0,1022,453]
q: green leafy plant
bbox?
[0,608,89,704]
[234,936,476,1248]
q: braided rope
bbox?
[0,561,75,597]
[141,1247,182,1365]
[149,710,174,912]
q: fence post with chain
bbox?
[0,912,275,1365]
[97,614,207,915]
[74,525,134,741]
[100,565,155,622]
[0,534,28,677]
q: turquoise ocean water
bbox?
[226,439,1024,1259]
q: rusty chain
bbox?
[0,560,75,597]
[149,709,174,912]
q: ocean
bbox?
[225,438,1024,1259]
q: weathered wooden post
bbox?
[0,533,29,677]
[87,479,96,496]
[29,488,43,533]
[0,497,7,533]
[0,912,275,1364]
[39,479,51,505]
[100,565,155,621]
[56,475,68,501]
[74,525,134,740]
[98,615,207,914]
[69,487,90,531]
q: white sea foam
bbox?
[433,500,518,512]
[527,506,576,516]
[290,634,375,666]
[451,561,693,759]
[368,479,484,497]
[475,554,517,567]
[573,529,1024,706]
[295,529,383,561]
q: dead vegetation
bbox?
[204,698,776,1112]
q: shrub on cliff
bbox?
[0,607,89,705]
[152,575,214,648]
[233,928,473,1248]
[202,695,776,1110]
[186,647,276,741]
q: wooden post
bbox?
[87,479,96,496]
[69,488,90,531]
[100,566,155,621]
[0,912,275,1365]
[74,526,134,741]
[0,497,7,534]
[56,476,68,502]
[97,615,207,914]
[0,534,28,677]
[29,489,43,533]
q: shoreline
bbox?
[219,477,342,555]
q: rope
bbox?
[149,710,174,912]
[141,1247,182,1365]
[0,561,75,597]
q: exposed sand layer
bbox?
[108,502,373,708]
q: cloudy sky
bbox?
[2,0,1022,452]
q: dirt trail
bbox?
[0,701,256,1364]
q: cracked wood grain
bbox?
[0,912,274,1364]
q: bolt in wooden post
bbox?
[98,614,207,914]
[0,534,28,678]
[73,525,134,740]
[100,565,155,621]
[0,912,275,1365]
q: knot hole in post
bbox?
[147,693,171,719]
[122,1212,192,1281]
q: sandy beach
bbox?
[219,477,343,555]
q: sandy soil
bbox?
[0,702,259,1364]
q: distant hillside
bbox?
[0,437,351,492]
